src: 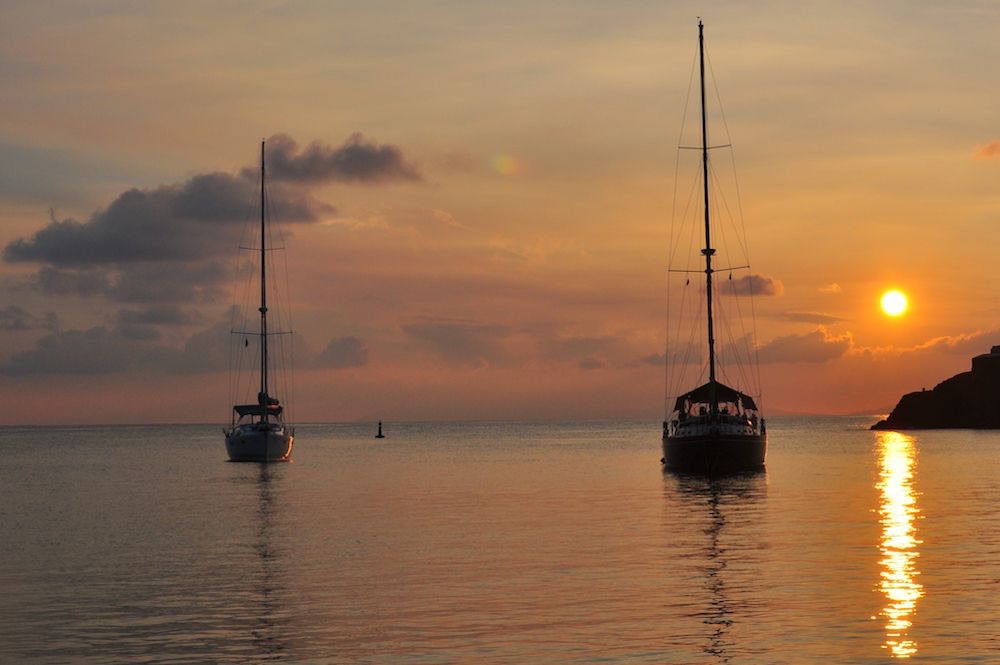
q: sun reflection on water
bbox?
[876,431,923,658]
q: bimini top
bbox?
[234,394,283,418]
[234,403,283,417]
[673,381,759,413]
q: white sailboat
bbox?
[225,140,294,462]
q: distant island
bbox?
[872,345,1000,430]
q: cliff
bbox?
[871,345,1000,430]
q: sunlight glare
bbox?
[876,431,923,658]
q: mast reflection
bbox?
[669,471,766,662]
[250,463,289,658]
[875,431,923,658]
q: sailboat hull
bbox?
[225,427,294,462]
[662,433,766,474]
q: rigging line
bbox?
[711,165,750,263]
[263,174,297,425]
[671,275,692,396]
[746,268,764,409]
[725,276,753,392]
[676,46,699,155]
[704,47,732,150]
[708,160,749,260]
[706,45,746,239]
[668,270,695,408]
[706,161,758,398]
[720,277,752,396]
[664,268,672,418]
[674,288,705,402]
[270,182,297,425]
[668,46,699,269]
[679,166,702,276]
[707,48,764,407]
[668,158,703,271]
[707,42,759,327]
[229,167,262,415]
[730,264,752,394]
[673,194,701,377]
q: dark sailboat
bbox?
[224,140,295,463]
[661,21,766,473]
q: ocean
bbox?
[1,418,998,663]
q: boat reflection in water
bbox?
[246,463,290,659]
[875,431,923,658]
[669,471,767,662]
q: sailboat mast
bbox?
[698,20,718,414]
[259,139,269,413]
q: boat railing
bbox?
[668,411,760,437]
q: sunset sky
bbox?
[2,1,999,424]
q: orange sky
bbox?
[1,2,999,424]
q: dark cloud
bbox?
[0,319,230,376]
[315,335,369,369]
[401,318,511,366]
[4,133,417,321]
[169,319,231,373]
[757,328,852,364]
[577,357,605,370]
[717,273,783,297]
[780,311,846,324]
[112,262,228,303]
[35,266,111,297]
[33,262,227,304]
[118,305,200,326]
[248,133,422,184]
[117,323,163,341]
[0,305,57,331]
[0,326,145,375]
[4,173,324,267]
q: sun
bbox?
[881,289,908,317]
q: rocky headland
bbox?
[872,345,1000,430]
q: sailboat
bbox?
[661,21,766,473]
[224,140,295,463]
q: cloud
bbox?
[973,140,1000,160]
[819,282,843,294]
[0,326,151,375]
[717,273,783,296]
[0,305,57,331]
[117,305,200,326]
[3,133,419,321]
[315,335,369,369]
[245,133,421,184]
[757,327,853,364]
[780,311,846,324]
[639,343,703,367]
[34,266,112,297]
[401,318,511,366]
[32,262,228,305]
[4,173,323,267]
[542,335,626,362]
[894,328,1000,357]
[577,357,605,370]
[0,319,231,376]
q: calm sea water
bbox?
[1,418,999,663]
